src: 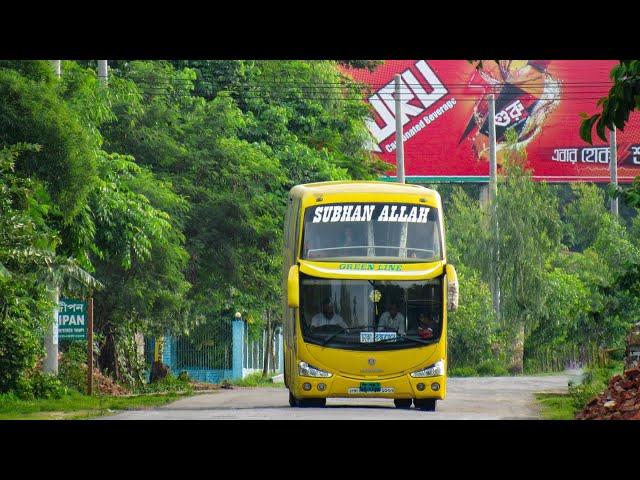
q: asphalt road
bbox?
[103,373,574,420]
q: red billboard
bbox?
[342,60,640,183]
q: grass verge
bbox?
[0,390,190,420]
[535,392,575,420]
[535,360,625,420]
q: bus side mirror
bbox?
[288,265,300,308]
[446,264,459,312]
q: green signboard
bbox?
[58,298,87,341]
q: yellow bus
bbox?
[283,181,458,411]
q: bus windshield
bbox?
[300,275,443,350]
[301,202,441,262]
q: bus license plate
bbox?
[360,382,381,392]
[347,385,394,394]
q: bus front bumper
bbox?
[294,374,446,400]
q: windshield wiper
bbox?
[319,326,372,347]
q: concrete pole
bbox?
[610,126,618,216]
[50,60,61,78]
[232,312,245,380]
[43,285,59,374]
[488,94,500,319]
[98,60,108,85]
[488,94,498,204]
[395,74,405,184]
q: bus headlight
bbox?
[299,361,332,378]
[410,360,445,378]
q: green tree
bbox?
[563,183,609,252]
[447,130,564,373]
[493,132,563,373]
[0,143,99,392]
[0,143,53,392]
[101,60,383,331]
[0,64,98,222]
[89,152,191,382]
[447,263,497,369]
[580,60,640,144]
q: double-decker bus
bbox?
[283,181,458,411]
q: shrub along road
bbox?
[102,374,571,420]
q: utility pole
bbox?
[610,126,618,216]
[488,94,498,206]
[43,285,59,374]
[98,60,108,85]
[43,60,62,374]
[50,60,61,78]
[395,74,409,257]
[488,94,500,318]
[394,74,405,184]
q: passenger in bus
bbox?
[342,226,359,256]
[344,226,354,247]
[378,301,406,335]
[311,298,348,329]
[417,313,438,339]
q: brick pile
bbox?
[577,368,640,420]
[92,368,130,395]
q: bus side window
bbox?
[284,198,292,252]
[293,199,302,261]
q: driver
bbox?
[311,298,348,329]
[378,300,406,335]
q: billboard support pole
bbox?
[488,94,500,319]
[394,74,405,184]
[610,126,618,216]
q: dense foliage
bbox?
[0,60,382,394]
[443,131,640,374]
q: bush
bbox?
[447,264,498,370]
[449,366,477,377]
[608,349,625,362]
[568,382,602,413]
[476,359,509,376]
[15,370,66,400]
[0,293,47,394]
[567,362,624,414]
[138,372,192,394]
[59,342,88,393]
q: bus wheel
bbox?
[289,391,299,407]
[394,399,412,409]
[414,398,437,411]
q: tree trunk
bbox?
[97,322,120,381]
[509,323,525,374]
[270,323,278,373]
[262,309,271,376]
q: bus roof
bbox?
[290,181,439,200]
